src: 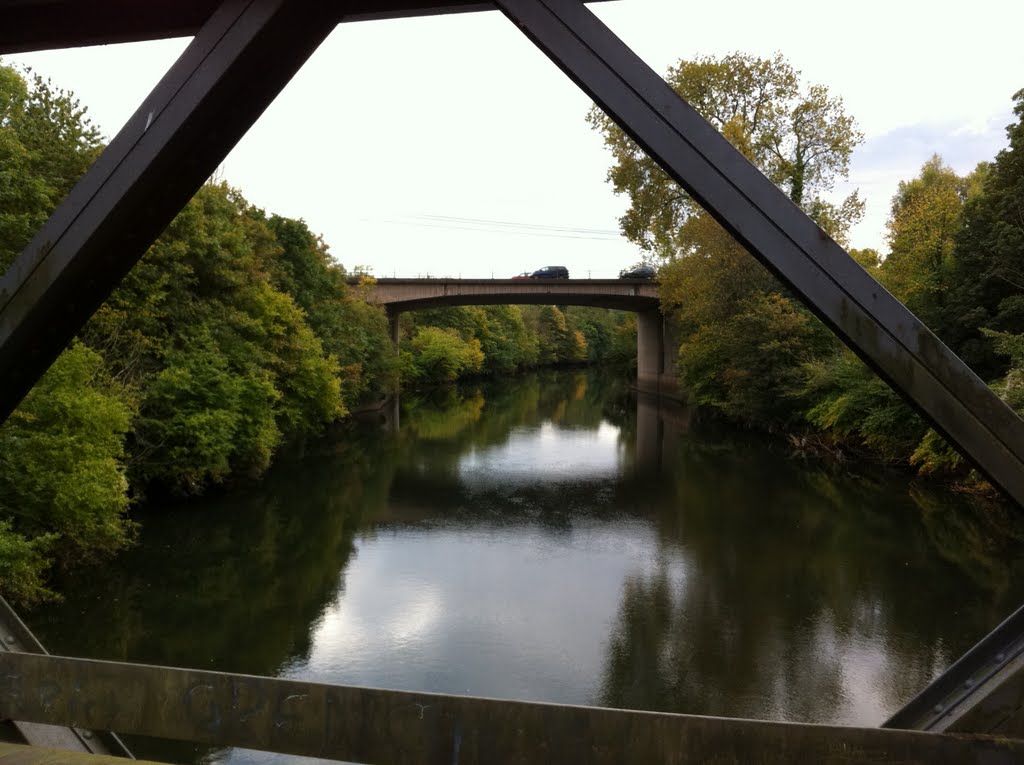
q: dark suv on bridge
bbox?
[530,266,569,279]
[619,264,656,279]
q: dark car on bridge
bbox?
[530,265,569,279]
[619,264,656,279]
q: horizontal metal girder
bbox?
[0,598,131,757]
[0,0,614,55]
[368,278,661,313]
[495,0,1024,508]
[0,743,159,764]
[2,652,1024,764]
[0,0,340,423]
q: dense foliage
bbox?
[590,52,860,428]
[0,63,639,602]
[0,64,400,602]
[396,304,633,385]
[592,54,1024,485]
[5,50,1021,603]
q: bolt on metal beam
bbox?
[884,602,1024,734]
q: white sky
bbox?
[6,0,1023,278]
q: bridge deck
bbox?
[367,278,661,312]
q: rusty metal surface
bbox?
[0,742,159,764]
[2,653,1024,765]
[0,599,131,758]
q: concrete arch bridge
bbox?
[366,278,677,396]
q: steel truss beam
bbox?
[495,0,1024,508]
[0,599,130,756]
[2,652,1023,764]
[1,0,1023,748]
[493,0,1024,731]
[883,604,1024,733]
[494,0,1024,734]
[0,743,164,764]
[0,743,166,764]
[0,0,612,55]
[0,0,340,423]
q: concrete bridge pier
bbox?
[636,310,680,400]
[387,309,400,352]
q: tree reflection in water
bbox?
[601,426,1024,724]
[25,369,1024,765]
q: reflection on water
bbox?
[29,370,1024,764]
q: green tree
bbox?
[403,326,485,383]
[944,90,1024,378]
[589,52,862,427]
[802,351,925,462]
[0,344,134,603]
[131,326,281,490]
[880,155,971,330]
[478,305,538,374]
[588,52,862,258]
[567,307,638,365]
[0,64,128,604]
[798,158,969,466]
[848,248,881,270]
[532,305,579,364]
[82,183,345,494]
[0,63,101,270]
[264,216,397,406]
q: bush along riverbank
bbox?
[0,63,640,604]
[591,53,1024,493]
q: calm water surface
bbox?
[31,370,1024,764]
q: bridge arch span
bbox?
[365,278,677,398]
[365,278,660,313]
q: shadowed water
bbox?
[29,370,1024,764]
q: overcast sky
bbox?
[7,0,1022,279]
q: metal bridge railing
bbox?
[2,650,1024,765]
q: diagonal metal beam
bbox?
[0,0,615,55]
[495,0,1024,509]
[493,0,1024,736]
[0,598,132,757]
[0,0,339,423]
[2,652,1024,764]
[883,604,1024,734]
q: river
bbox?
[29,369,1024,764]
